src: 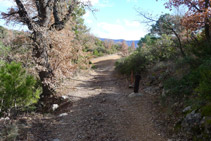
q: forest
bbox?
[0,0,211,140]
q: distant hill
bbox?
[99,38,139,48]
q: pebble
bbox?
[59,113,68,117]
[52,104,59,111]
[182,106,191,113]
[52,139,60,141]
[0,117,10,121]
[61,96,68,100]
[128,92,143,98]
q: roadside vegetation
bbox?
[115,2,211,140]
[0,0,210,140]
[0,3,123,118]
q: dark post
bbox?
[134,74,141,93]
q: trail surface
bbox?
[49,54,167,141]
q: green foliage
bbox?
[0,41,11,55]
[137,33,158,48]
[93,49,104,57]
[0,26,7,39]
[201,103,211,116]
[137,34,176,62]
[0,124,19,141]
[164,75,195,99]
[115,51,147,75]
[72,5,88,38]
[186,39,211,58]
[151,14,183,36]
[163,56,211,106]
[0,62,41,115]
[195,58,211,100]
[84,38,121,57]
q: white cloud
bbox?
[124,19,140,27]
[0,0,15,7]
[90,20,148,40]
[86,19,93,24]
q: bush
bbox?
[163,56,211,104]
[195,58,211,100]
[0,62,41,116]
[115,51,147,75]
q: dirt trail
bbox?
[48,54,167,141]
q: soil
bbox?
[2,54,169,141]
[47,54,167,141]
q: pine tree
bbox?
[1,0,89,108]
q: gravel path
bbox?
[48,54,167,141]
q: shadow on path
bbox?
[44,56,166,141]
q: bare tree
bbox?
[1,0,86,106]
[131,41,136,51]
[121,40,128,56]
[104,39,114,50]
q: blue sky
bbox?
[0,0,171,40]
[82,0,171,40]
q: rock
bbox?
[128,92,143,98]
[144,87,153,94]
[148,76,156,84]
[183,106,192,113]
[162,89,166,97]
[159,83,163,88]
[128,84,134,88]
[53,139,60,141]
[59,113,68,117]
[52,104,59,111]
[182,110,202,130]
[61,96,68,100]
[0,117,10,121]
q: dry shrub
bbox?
[47,23,90,89]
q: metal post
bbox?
[134,74,141,93]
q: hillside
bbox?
[99,38,139,48]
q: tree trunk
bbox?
[205,22,210,41]
[171,28,186,57]
[32,30,55,103]
[205,0,210,41]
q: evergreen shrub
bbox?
[0,62,41,116]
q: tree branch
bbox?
[186,1,203,12]
[42,0,54,26]
[15,0,34,30]
[51,0,78,30]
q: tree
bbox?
[72,4,89,39]
[165,0,211,40]
[1,0,84,105]
[131,41,136,51]
[104,39,114,50]
[121,40,128,56]
[138,34,158,48]
[150,14,186,57]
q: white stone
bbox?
[0,117,10,121]
[53,139,60,141]
[61,96,68,100]
[183,106,192,113]
[128,92,143,98]
[52,104,59,111]
[59,113,68,117]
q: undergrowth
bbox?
[0,62,41,117]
